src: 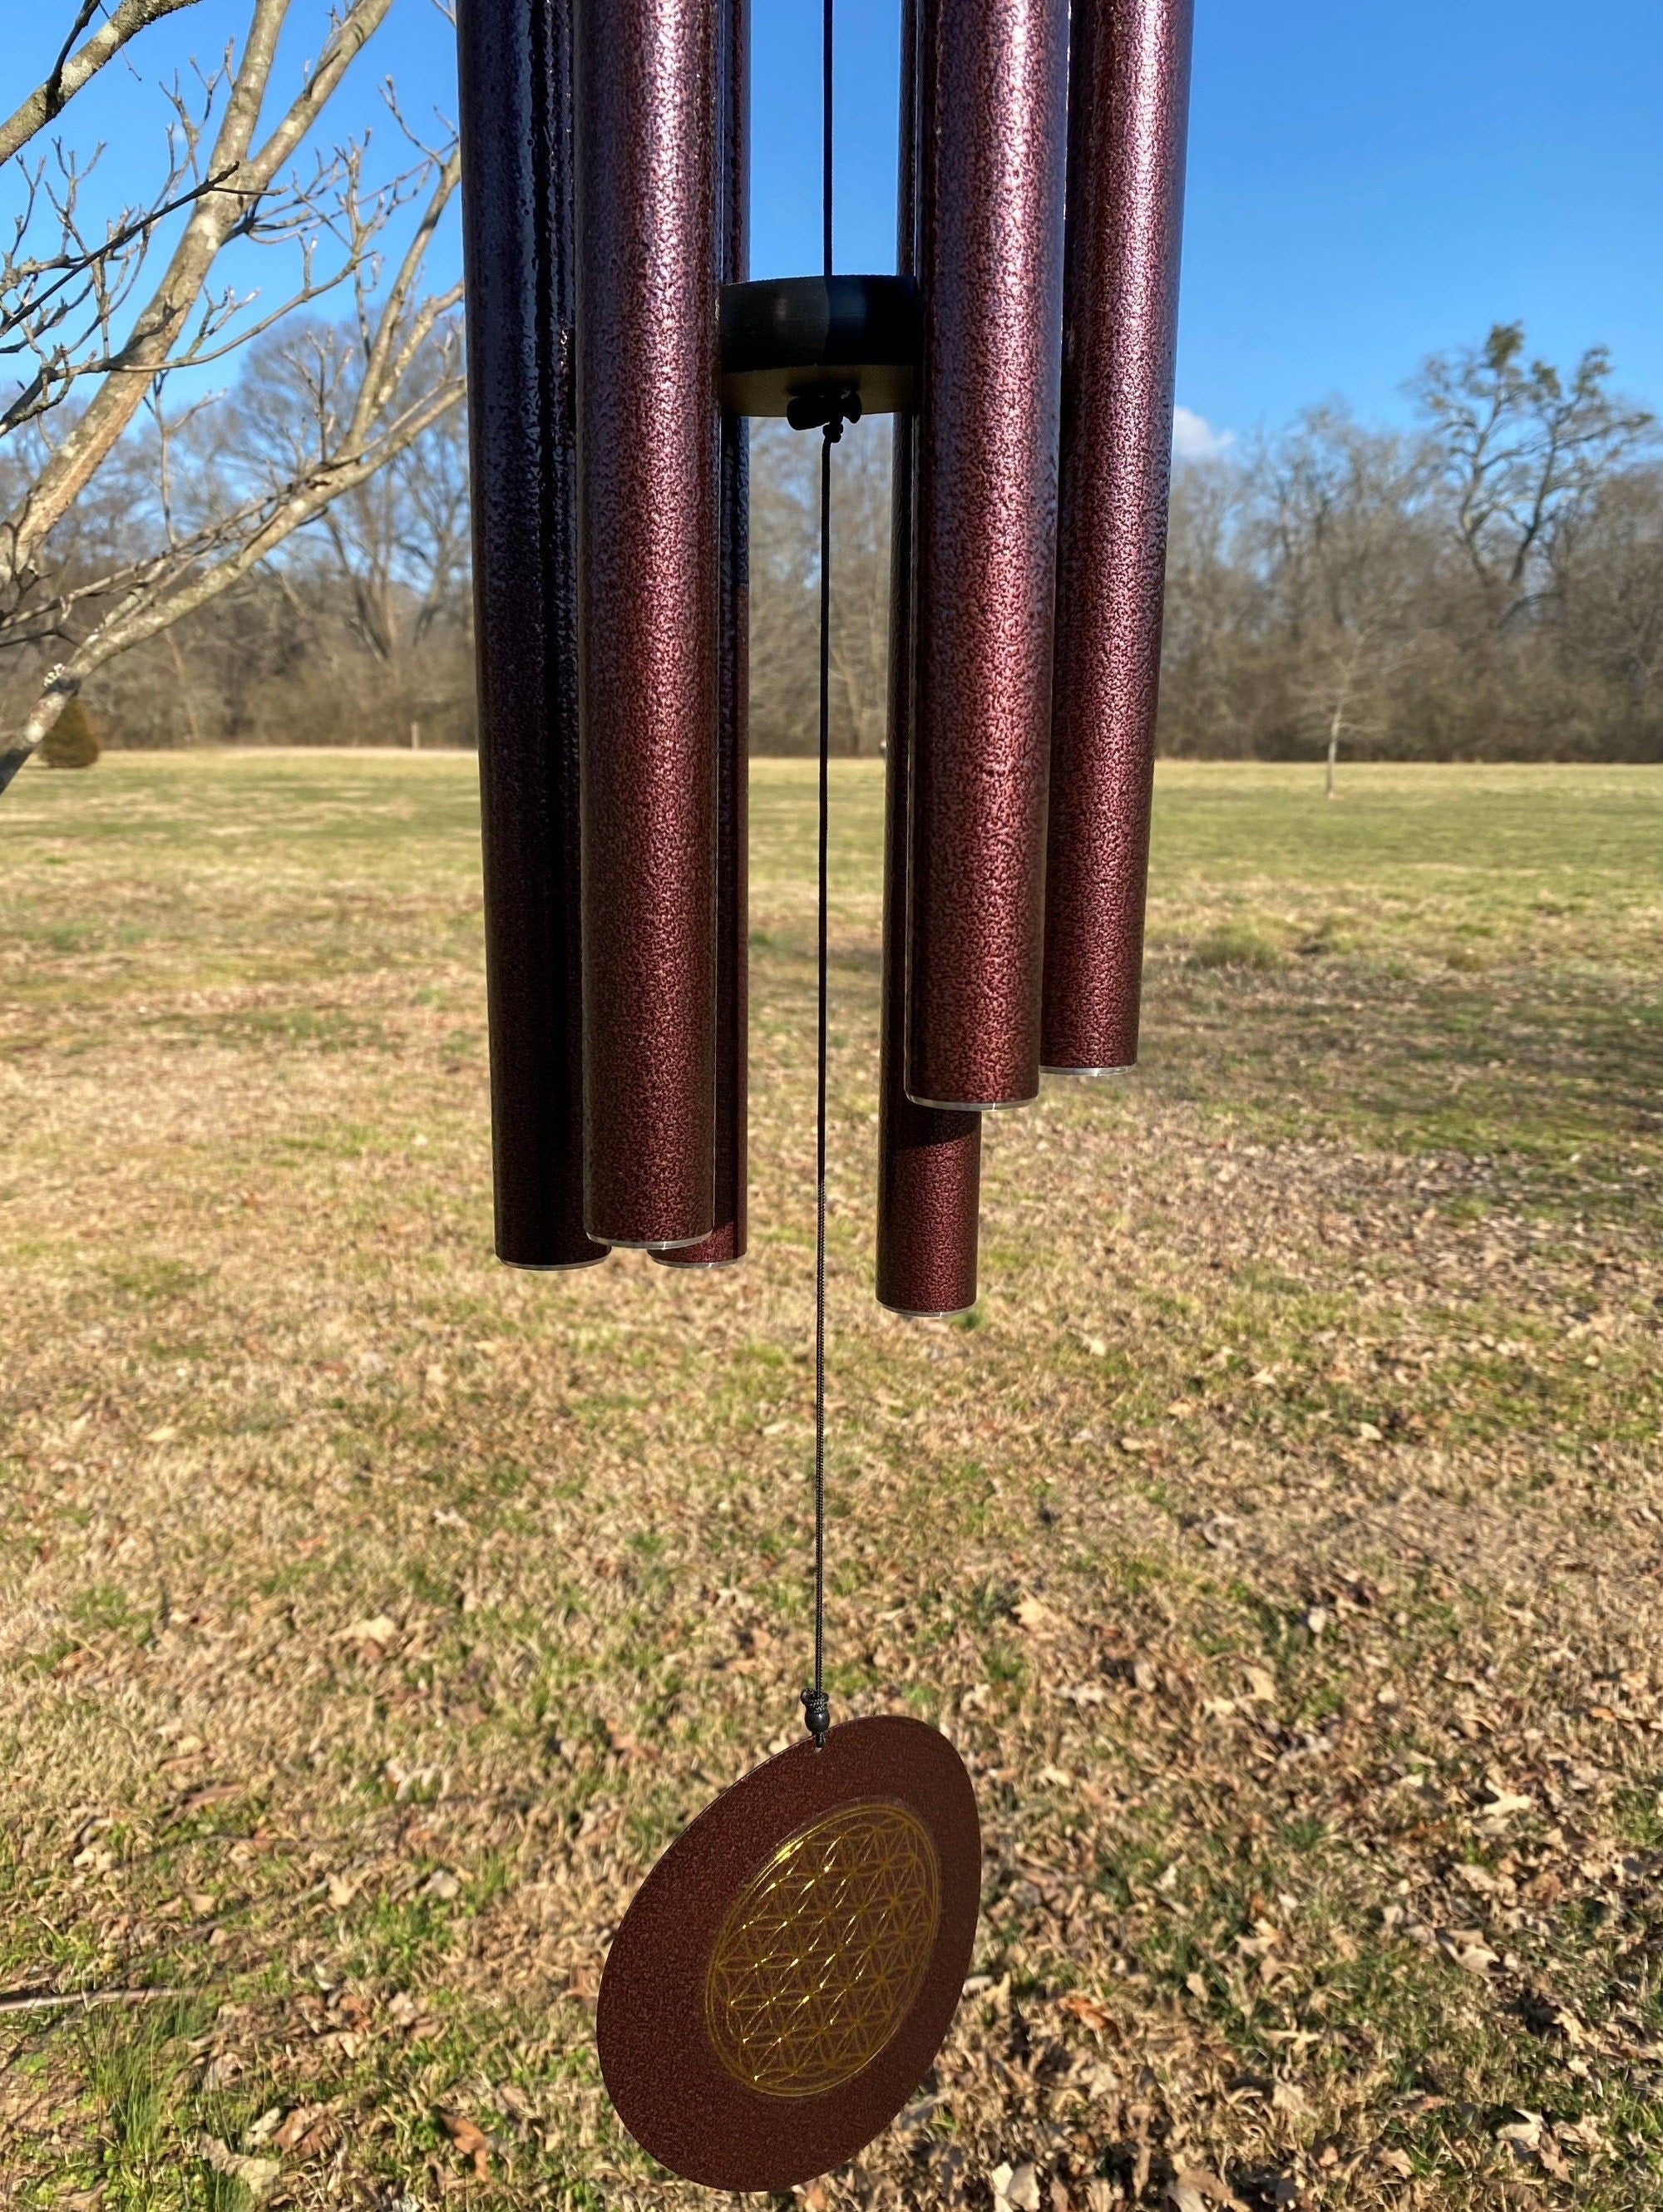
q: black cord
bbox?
[822,0,834,282]
[801,0,836,1756]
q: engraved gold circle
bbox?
[703,1799,942,2099]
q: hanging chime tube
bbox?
[878,416,983,1314]
[574,0,721,1248]
[877,0,981,1318]
[456,0,606,1270]
[1042,0,1194,1073]
[657,0,748,1270]
[905,0,1070,1112]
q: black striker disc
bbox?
[597,1714,981,2191]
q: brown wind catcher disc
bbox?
[454,0,1192,2182]
[597,1717,980,2192]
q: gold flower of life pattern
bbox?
[704,1799,942,2098]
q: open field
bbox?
[2,753,1661,2210]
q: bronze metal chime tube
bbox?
[876,0,980,1317]
[456,0,606,1271]
[904,0,1070,1113]
[461,0,1192,1309]
[1043,0,1195,1073]
[876,417,983,1317]
[573,0,721,1250]
[657,0,749,1270]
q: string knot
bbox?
[800,1686,831,1748]
[785,382,862,441]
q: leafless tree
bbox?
[747,421,817,754]
[1,0,463,792]
[1414,322,1655,634]
[826,417,891,756]
[1151,330,1663,769]
[1158,452,1256,758]
[747,415,891,756]
[1565,462,1663,702]
[1252,408,1435,795]
[222,317,470,665]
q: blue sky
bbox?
[8,0,1661,451]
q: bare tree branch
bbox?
[1,164,238,378]
[2,0,398,597]
[0,0,205,165]
[1,0,463,789]
[1,370,463,788]
[2,177,462,790]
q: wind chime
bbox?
[455,0,1192,2188]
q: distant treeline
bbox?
[11,323,1656,763]
[753,323,1663,766]
[1157,325,1661,765]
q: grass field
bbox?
[1,752,1661,2211]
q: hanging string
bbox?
[822,0,834,279]
[801,0,836,1754]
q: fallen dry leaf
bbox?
[337,1613,398,1646]
[387,1988,441,2038]
[567,1955,603,2003]
[1456,1944,1499,1973]
[1497,2112,1543,2147]
[1479,1789,1534,1819]
[270,2108,308,2152]
[175,1783,240,1813]
[994,2165,1042,2212]
[1172,2171,1249,2210]
[438,2107,493,2179]
[197,2138,280,2201]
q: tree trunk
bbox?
[1325,706,1341,799]
[165,627,205,746]
[0,686,75,796]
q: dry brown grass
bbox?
[2,754,1661,2211]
